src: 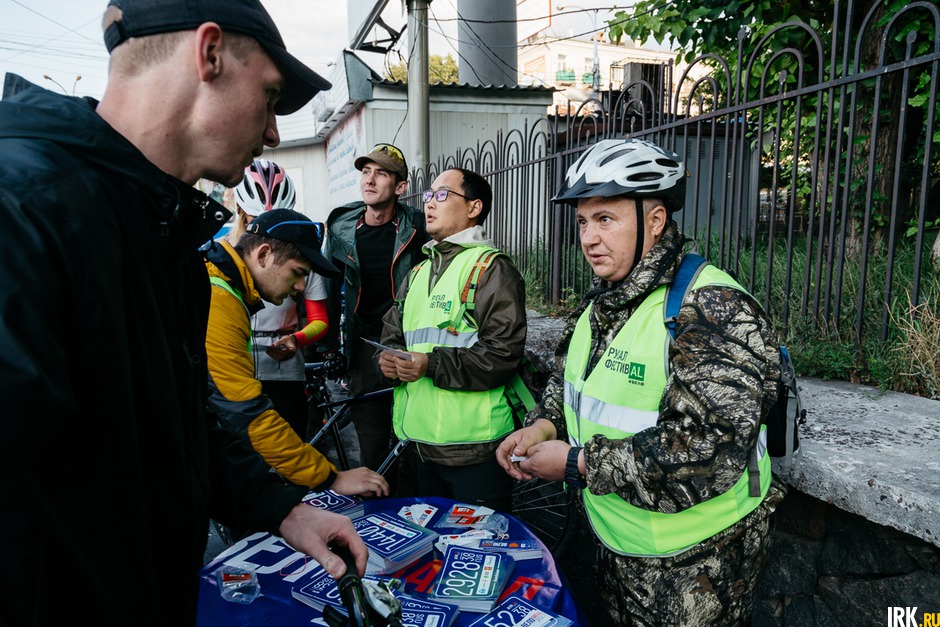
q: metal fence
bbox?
[405,0,939,347]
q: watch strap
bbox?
[565,446,585,488]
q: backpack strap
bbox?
[461,250,501,311]
[504,370,538,429]
[455,248,535,425]
[664,253,708,339]
[664,254,764,497]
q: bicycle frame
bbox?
[307,386,393,471]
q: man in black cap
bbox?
[0,1,366,625]
[204,209,390,497]
[321,144,426,493]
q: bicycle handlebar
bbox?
[304,355,346,380]
[322,545,372,627]
[322,545,404,627]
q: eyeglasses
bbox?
[371,143,405,167]
[423,188,472,203]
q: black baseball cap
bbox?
[103,0,331,115]
[246,209,339,277]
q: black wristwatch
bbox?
[565,446,586,489]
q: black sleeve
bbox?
[207,419,307,535]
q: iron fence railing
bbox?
[404,0,939,347]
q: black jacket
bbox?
[0,75,306,625]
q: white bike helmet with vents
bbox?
[234,159,296,216]
[554,138,686,212]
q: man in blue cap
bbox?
[204,209,389,498]
[0,1,366,624]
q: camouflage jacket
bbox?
[527,224,782,513]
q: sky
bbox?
[1,0,351,99]
[1,0,630,101]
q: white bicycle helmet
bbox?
[234,159,296,216]
[554,138,687,212]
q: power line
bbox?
[0,9,103,63]
[0,39,108,62]
[6,1,101,44]
[428,5,486,85]
[452,6,520,85]
[390,12,422,146]
[382,8,601,88]
[433,5,623,23]
[381,8,487,86]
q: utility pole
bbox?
[407,0,430,179]
[557,4,600,94]
[589,8,600,94]
[456,0,517,87]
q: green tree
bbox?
[385,54,460,84]
[607,0,938,257]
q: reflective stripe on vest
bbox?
[404,326,478,349]
[564,264,771,556]
[392,246,515,445]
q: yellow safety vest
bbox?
[392,247,516,445]
[564,264,771,556]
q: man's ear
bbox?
[253,242,272,268]
[395,179,409,197]
[648,203,668,239]
[194,22,225,82]
[467,199,483,222]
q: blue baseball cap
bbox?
[246,209,339,277]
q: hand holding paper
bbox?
[362,337,413,361]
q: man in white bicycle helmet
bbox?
[498,138,785,625]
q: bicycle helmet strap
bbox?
[633,197,645,274]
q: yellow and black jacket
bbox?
[204,239,337,489]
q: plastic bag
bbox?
[215,565,261,605]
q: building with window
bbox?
[516,4,702,115]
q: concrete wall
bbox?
[755,490,940,626]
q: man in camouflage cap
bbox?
[498,138,786,625]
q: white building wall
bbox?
[258,142,330,223]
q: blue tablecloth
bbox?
[197,496,586,626]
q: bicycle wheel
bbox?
[511,476,578,559]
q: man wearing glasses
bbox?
[204,209,389,500]
[377,168,527,512]
[321,144,426,492]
